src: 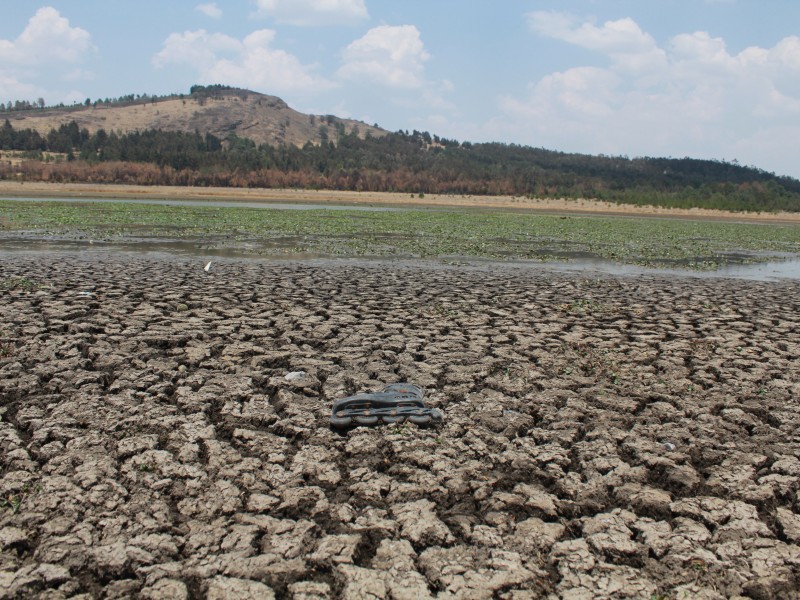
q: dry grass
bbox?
[3,94,383,148]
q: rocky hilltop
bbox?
[4,86,386,147]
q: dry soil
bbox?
[1,253,799,599]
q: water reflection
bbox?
[1,235,799,282]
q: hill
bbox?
[2,86,800,212]
[1,85,385,147]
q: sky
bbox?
[1,0,800,179]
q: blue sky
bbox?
[2,1,799,178]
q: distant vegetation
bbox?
[0,84,243,113]
[2,116,800,212]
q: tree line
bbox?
[0,85,243,114]
[2,118,799,212]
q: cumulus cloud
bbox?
[528,11,667,73]
[0,7,95,102]
[0,73,37,102]
[500,11,800,176]
[196,3,223,19]
[252,0,368,26]
[0,7,94,65]
[338,25,430,88]
[153,29,335,94]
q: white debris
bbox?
[284,371,307,381]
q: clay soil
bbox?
[1,253,800,599]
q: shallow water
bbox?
[1,195,405,212]
[1,235,799,281]
[516,255,800,281]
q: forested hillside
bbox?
[2,117,800,212]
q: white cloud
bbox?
[196,3,223,19]
[0,7,94,65]
[338,25,430,88]
[153,29,335,95]
[528,11,667,73]
[0,73,37,102]
[252,0,368,26]
[500,12,800,177]
[0,7,95,102]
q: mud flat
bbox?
[1,253,800,598]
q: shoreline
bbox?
[3,180,800,224]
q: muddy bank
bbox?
[1,254,799,598]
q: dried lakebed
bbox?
[1,255,800,599]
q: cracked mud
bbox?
[1,254,799,599]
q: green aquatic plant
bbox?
[1,199,799,269]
